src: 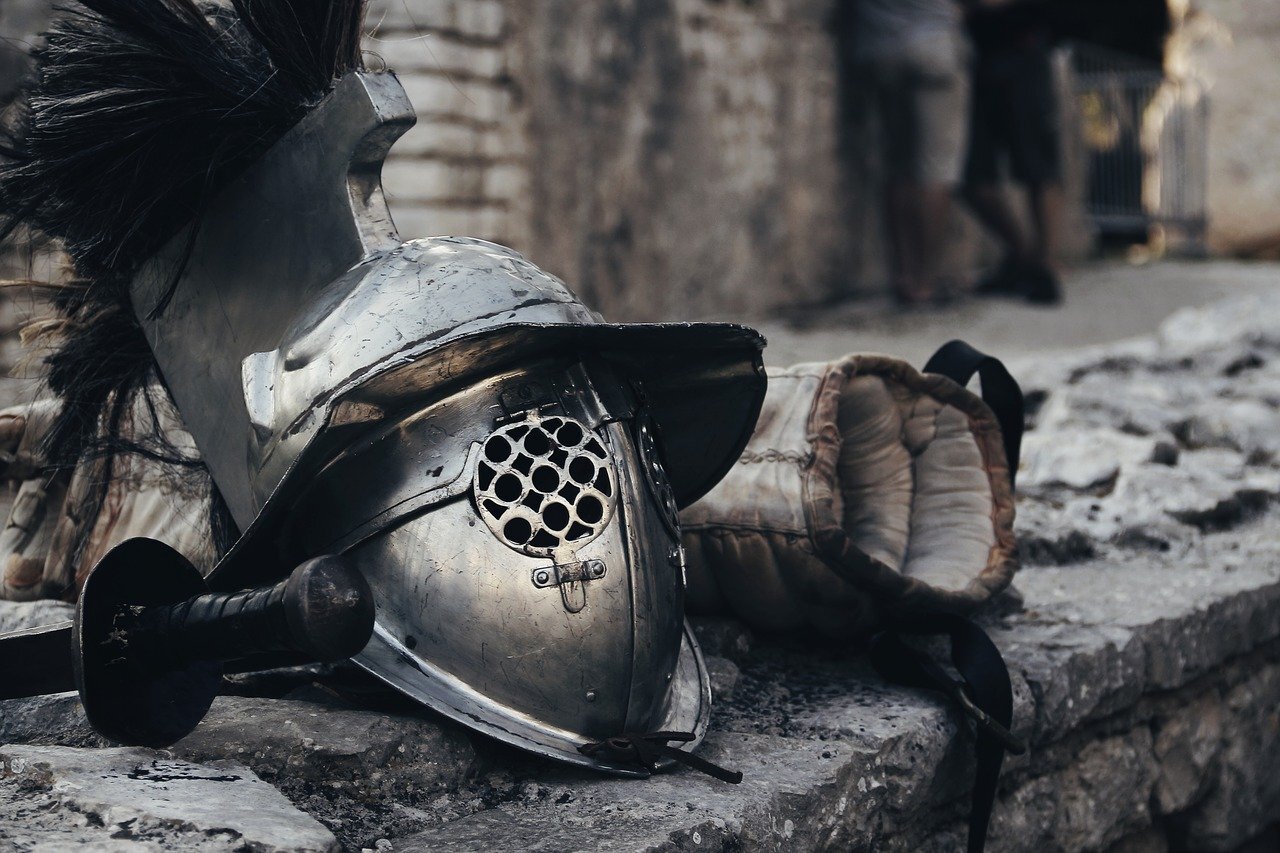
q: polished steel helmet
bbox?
[127,72,766,772]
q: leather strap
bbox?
[870,615,1024,853]
[869,341,1029,851]
[578,731,743,784]
[924,340,1025,487]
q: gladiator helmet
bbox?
[188,72,764,771]
[1,1,765,772]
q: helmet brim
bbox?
[487,322,768,508]
[310,320,767,508]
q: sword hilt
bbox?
[74,539,374,748]
[126,556,373,669]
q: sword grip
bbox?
[129,555,373,668]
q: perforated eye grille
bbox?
[637,416,681,537]
[474,415,617,555]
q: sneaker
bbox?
[1023,266,1062,305]
[973,257,1024,298]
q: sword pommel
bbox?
[74,539,374,748]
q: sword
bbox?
[0,537,374,747]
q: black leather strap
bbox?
[865,343,1027,851]
[924,340,1025,487]
[870,615,1024,853]
[578,731,744,784]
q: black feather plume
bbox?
[231,0,367,98]
[1,0,368,280]
[0,0,371,567]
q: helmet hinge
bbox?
[532,560,607,614]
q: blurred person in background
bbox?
[847,0,970,308]
[962,0,1064,304]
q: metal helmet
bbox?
[127,72,766,772]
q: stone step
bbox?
[0,743,340,851]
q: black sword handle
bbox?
[125,555,374,670]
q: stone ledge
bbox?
[3,515,1276,850]
[381,514,1280,853]
[3,293,1280,851]
[0,744,340,851]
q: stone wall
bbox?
[501,0,858,319]
[1173,0,1280,255]
[1,0,1078,320]
[6,0,1280,304]
[368,1,1108,320]
[368,0,1280,314]
[365,0,530,250]
[367,0,865,320]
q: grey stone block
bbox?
[0,744,339,852]
[1020,427,1158,492]
[1179,663,1280,850]
[984,729,1159,853]
[690,616,754,664]
[1153,693,1222,814]
[0,599,73,633]
[704,654,742,703]
[367,0,504,40]
[172,695,478,805]
[0,692,101,749]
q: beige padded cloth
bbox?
[0,380,218,602]
[681,354,1017,639]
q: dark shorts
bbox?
[964,49,1061,186]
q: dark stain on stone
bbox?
[1223,352,1265,377]
[1067,356,1143,384]
[1171,490,1273,532]
[1151,441,1180,466]
[1115,527,1172,553]
[1019,530,1098,566]
[1022,389,1050,428]
[126,760,242,784]
[110,818,137,839]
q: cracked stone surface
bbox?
[0,599,72,633]
[1014,293,1280,566]
[174,695,478,802]
[2,292,1280,851]
[0,744,339,851]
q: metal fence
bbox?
[1067,42,1208,254]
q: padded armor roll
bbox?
[681,353,1018,639]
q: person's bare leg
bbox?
[963,182,1031,263]
[884,182,910,289]
[886,180,929,303]
[919,184,953,298]
[1028,180,1064,273]
[1018,179,1065,303]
